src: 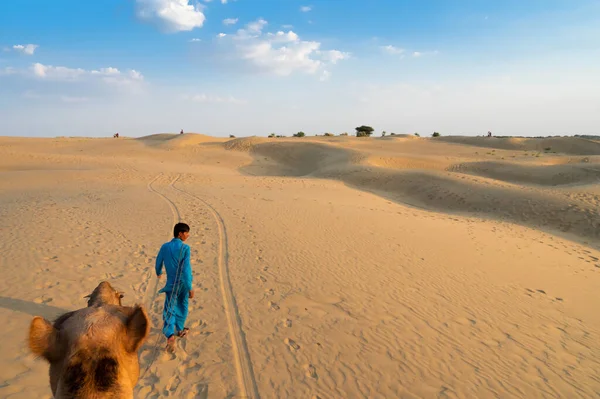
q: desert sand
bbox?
[1,133,599,398]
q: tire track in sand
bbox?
[170,175,261,399]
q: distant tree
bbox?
[340,132,349,136]
[268,133,276,138]
[229,134,236,138]
[355,125,374,137]
[382,130,387,137]
[432,132,441,137]
[414,133,420,137]
[293,131,306,137]
[324,132,334,137]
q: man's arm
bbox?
[181,245,193,294]
[155,245,164,278]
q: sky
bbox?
[0,0,599,138]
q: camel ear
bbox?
[29,317,61,362]
[124,306,149,353]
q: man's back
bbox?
[156,238,192,293]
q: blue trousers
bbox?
[162,288,189,338]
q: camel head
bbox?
[84,281,124,307]
[28,282,150,398]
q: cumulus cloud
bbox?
[223,18,238,25]
[13,44,38,55]
[221,19,349,77]
[136,0,206,33]
[300,6,312,12]
[381,45,404,55]
[184,93,246,104]
[190,38,202,42]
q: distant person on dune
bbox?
[180,129,184,134]
[155,222,194,352]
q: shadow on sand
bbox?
[0,296,69,320]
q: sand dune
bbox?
[439,135,600,155]
[137,133,225,149]
[1,134,599,398]
[449,161,600,186]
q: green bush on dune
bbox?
[356,125,374,137]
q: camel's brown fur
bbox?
[28,281,150,398]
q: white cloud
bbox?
[381,45,404,55]
[282,24,293,29]
[30,63,144,86]
[185,93,246,104]
[218,33,227,38]
[136,0,206,33]
[13,44,39,55]
[221,0,228,3]
[223,18,238,25]
[413,50,439,58]
[320,70,331,82]
[221,19,348,77]
[321,50,349,64]
[190,38,202,42]
[91,67,121,76]
[32,63,86,80]
[300,6,312,12]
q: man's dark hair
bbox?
[173,222,190,238]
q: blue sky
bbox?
[1,0,599,137]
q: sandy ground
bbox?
[1,133,599,398]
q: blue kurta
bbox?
[155,237,193,337]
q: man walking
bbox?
[156,222,194,352]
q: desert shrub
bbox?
[293,131,305,137]
[432,132,441,137]
[268,133,276,138]
[414,133,420,137]
[229,134,236,138]
[381,130,386,137]
[355,125,374,137]
[340,132,348,136]
[324,133,334,137]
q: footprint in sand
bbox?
[257,276,267,283]
[284,338,300,352]
[265,288,274,296]
[282,318,292,328]
[269,301,280,311]
[305,364,318,379]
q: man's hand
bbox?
[189,289,195,299]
